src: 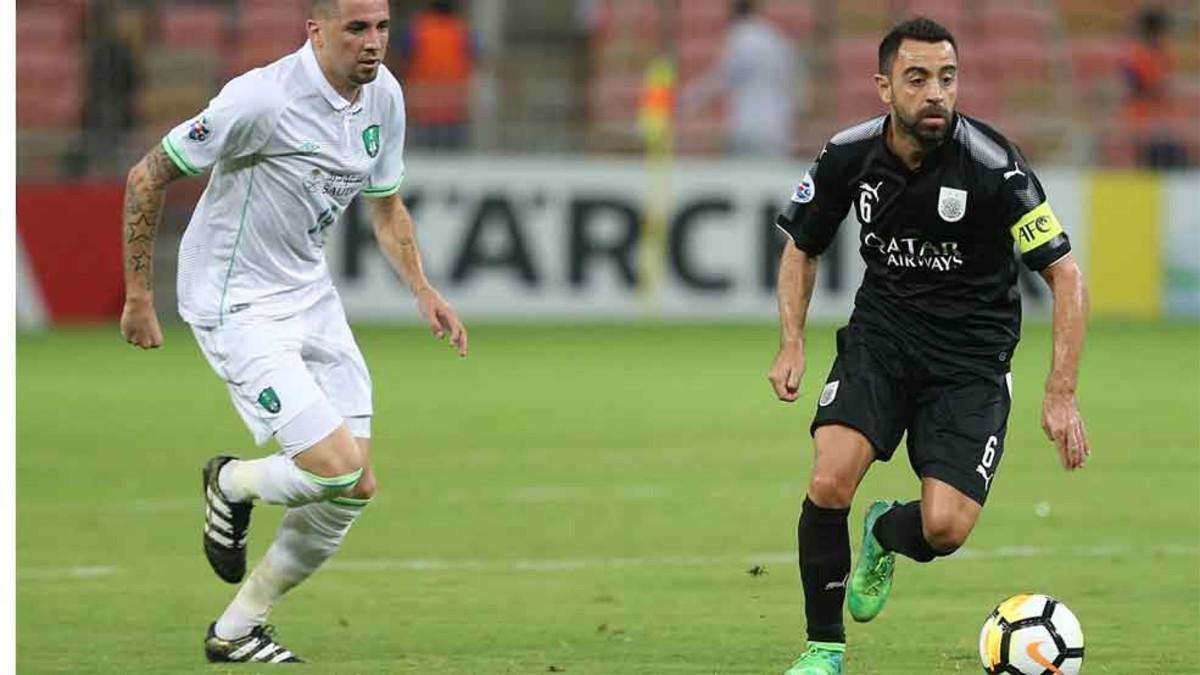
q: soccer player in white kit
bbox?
[119,0,467,663]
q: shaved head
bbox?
[310,0,337,18]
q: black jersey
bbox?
[776,113,1071,370]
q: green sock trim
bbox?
[301,467,363,490]
[808,641,846,653]
[330,496,371,508]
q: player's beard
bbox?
[894,105,951,150]
[350,65,380,85]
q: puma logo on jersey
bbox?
[858,181,883,201]
[1003,163,1026,181]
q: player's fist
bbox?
[120,297,164,349]
[768,341,806,403]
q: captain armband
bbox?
[1010,202,1064,253]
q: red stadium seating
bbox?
[160,4,227,52]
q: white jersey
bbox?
[163,42,406,327]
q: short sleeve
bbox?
[361,79,407,199]
[161,75,282,176]
[775,145,852,256]
[998,150,1071,271]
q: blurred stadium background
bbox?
[14,0,1200,673]
[13,0,1200,326]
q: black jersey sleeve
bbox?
[998,147,1072,272]
[775,144,852,256]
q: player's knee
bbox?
[808,473,856,509]
[922,513,973,553]
[345,470,376,500]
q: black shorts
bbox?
[810,324,1012,505]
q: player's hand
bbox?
[1041,389,1090,470]
[416,286,468,357]
[768,340,805,402]
[120,296,163,349]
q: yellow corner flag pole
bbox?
[637,55,675,315]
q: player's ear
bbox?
[307,19,323,48]
[873,73,892,106]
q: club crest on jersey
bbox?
[362,125,380,158]
[819,380,839,407]
[186,116,211,142]
[791,171,816,204]
[257,387,281,414]
[938,186,968,223]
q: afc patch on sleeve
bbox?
[186,116,212,142]
[1011,202,1064,253]
[791,170,816,204]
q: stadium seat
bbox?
[160,4,228,52]
[17,50,84,130]
[1068,37,1126,87]
[833,36,880,78]
[762,0,816,38]
[979,3,1051,42]
[15,5,82,46]
[834,0,891,35]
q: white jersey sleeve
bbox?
[361,75,407,199]
[161,73,285,176]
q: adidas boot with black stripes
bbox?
[205,623,304,663]
[202,455,253,583]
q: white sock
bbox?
[214,498,368,640]
[218,454,359,507]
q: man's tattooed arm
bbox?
[123,145,186,296]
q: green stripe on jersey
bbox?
[217,164,257,326]
[161,136,201,176]
[361,182,401,198]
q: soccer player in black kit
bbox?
[767,18,1091,674]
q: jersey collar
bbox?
[301,41,366,114]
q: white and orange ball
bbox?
[979,593,1084,675]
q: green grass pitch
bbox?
[16,321,1200,674]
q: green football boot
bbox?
[783,641,845,675]
[847,500,897,623]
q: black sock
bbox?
[872,500,941,562]
[798,497,850,644]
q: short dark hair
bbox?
[878,17,957,76]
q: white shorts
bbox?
[190,290,373,451]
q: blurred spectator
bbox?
[679,0,801,157]
[70,2,145,176]
[1121,6,1190,169]
[398,0,478,151]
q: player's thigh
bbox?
[303,292,373,423]
[191,318,330,449]
[908,371,1011,507]
[810,324,913,462]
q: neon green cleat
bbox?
[784,641,845,675]
[848,500,897,623]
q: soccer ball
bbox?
[978,593,1084,674]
